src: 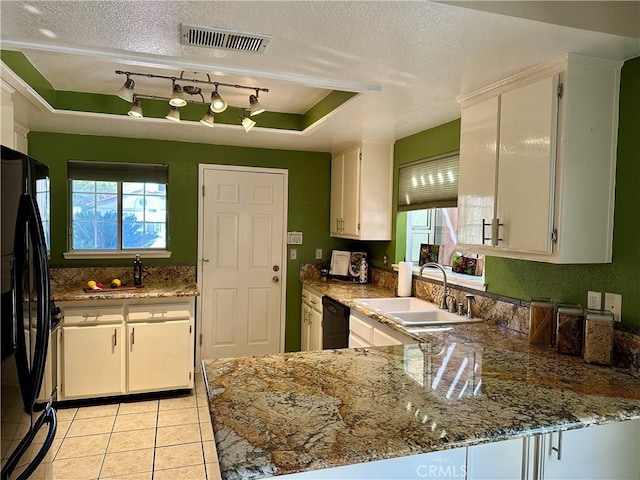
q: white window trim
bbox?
[63,250,171,260]
[392,263,486,291]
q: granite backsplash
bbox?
[50,264,196,289]
[300,261,640,372]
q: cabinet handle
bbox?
[310,300,317,305]
[336,218,341,232]
[131,328,135,345]
[551,431,563,460]
[494,218,504,244]
[113,329,117,347]
[482,219,492,245]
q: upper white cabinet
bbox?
[330,141,393,240]
[457,54,622,263]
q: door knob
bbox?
[273,265,279,272]
[272,276,280,283]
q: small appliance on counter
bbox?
[329,250,368,283]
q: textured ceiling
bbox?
[1,1,639,153]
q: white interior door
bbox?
[199,165,286,360]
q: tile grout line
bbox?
[96,403,119,479]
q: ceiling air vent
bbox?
[181,24,271,53]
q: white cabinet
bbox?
[348,311,412,347]
[330,141,393,240]
[301,287,322,351]
[458,54,622,263]
[57,297,195,400]
[540,420,640,480]
[127,320,192,393]
[61,324,124,399]
[467,437,523,480]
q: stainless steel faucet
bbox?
[418,262,449,310]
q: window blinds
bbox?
[397,151,459,212]
[67,161,168,184]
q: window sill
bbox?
[392,264,486,291]
[63,250,172,260]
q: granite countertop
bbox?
[203,280,640,480]
[52,282,199,301]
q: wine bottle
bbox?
[133,254,142,287]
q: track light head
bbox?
[210,88,227,113]
[118,76,135,103]
[169,83,187,107]
[165,105,181,122]
[240,112,256,132]
[200,108,215,128]
[127,100,143,118]
[249,93,265,116]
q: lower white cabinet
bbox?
[58,297,195,401]
[127,320,192,393]
[467,437,523,480]
[301,287,323,352]
[61,324,124,399]
[348,311,413,347]
[540,420,640,480]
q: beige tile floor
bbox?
[16,376,222,479]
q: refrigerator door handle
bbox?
[12,194,51,413]
[1,405,57,480]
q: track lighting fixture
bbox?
[117,75,135,103]
[115,70,269,132]
[240,112,256,132]
[200,108,215,128]
[169,83,187,107]
[127,100,143,118]
[249,91,265,116]
[165,105,181,122]
[210,87,227,114]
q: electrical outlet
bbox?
[315,249,323,260]
[289,248,297,260]
[587,291,601,310]
[604,292,622,322]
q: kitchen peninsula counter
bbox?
[203,281,640,480]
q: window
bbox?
[405,208,458,266]
[66,161,169,257]
[35,177,50,249]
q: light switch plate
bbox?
[587,291,601,310]
[315,249,323,260]
[604,292,622,322]
[289,248,297,260]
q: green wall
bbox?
[28,132,349,350]
[386,57,640,328]
[363,119,462,265]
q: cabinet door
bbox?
[457,96,500,246]
[61,325,123,399]
[543,421,640,480]
[340,147,361,237]
[497,75,558,254]
[348,333,371,348]
[372,327,402,347]
[127,321,192,393]
[467,437,524,480]
[330,154,343,235]
[300,304,310,351]
[308,309,323,351]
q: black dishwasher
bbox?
[322,297,349,349]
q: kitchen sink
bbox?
[354,297,482,326]
[354,297,437,312]
[387,310,483,326]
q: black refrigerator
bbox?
[1,145,57,480]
